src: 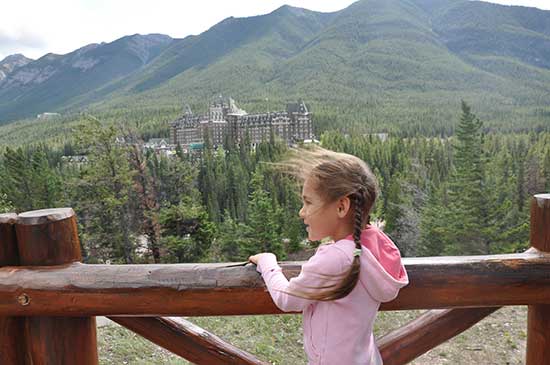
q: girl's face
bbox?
[299,177,345,241]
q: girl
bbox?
[249,147,408,365]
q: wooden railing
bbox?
[0,194,549,365]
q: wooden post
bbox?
[526,194,550,365]
[0,213,28,364]
[15,208,98,365]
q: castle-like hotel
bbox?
[170,97,314,149]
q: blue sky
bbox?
[1,0,549,61]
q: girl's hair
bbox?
[277,145,379,301]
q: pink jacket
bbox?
[256,226,408,365]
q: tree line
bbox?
[0,102,548,263]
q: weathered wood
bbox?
[529,194,550,252]
[527,194,550,365]
[0,213,28,364]
[527,304,550,365]
[1,252,549,316]
[111,316,269,365]
[15,208,98,365]
[16,207,81,266]
[0,213,18,266]
[17,208,75,226]
[378,307,499,365]
[24,317,98,365]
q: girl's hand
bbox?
[248,253,273,265]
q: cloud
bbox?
[0,28,46,55]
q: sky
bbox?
[1,0,549,61]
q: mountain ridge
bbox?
[1,0,550,126]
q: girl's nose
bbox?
[299,206,305,218]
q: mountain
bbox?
[0,34,173,121]
[0,54,33,84]
[81,5,336,107]
[1,0,550,128]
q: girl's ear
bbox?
[337,196,351,218]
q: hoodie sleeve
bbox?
[256,245,350,312]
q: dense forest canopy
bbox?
[0,101,547,263]
[1,0,549,262]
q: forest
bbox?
[0,101,548,263]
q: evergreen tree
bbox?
[0,147,62,211]
[0,193,14,213]
[243,169,285,258]
[213,210,254,261]
[73,122,135,263]
[159,197,215,263]
[444,101,488,254]
[128,143,162,263]
[199,133,222,222]
[419,183,449,256]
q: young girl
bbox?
[249,147,408,365]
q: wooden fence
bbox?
[0,194,548,364]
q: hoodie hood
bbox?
[345,226,408,303]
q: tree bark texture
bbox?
[526,194,550,365]
[15,208,99,365]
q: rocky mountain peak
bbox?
[0,54,34,83]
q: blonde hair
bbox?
[276,145,379,301]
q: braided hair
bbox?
[277,146,378,301]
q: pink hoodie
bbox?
[256,226,408,365]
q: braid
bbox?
[292,188,365,301]
[277,146,380,301]
[352,188,364,250]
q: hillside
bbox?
[0,34,173,121]
[1,0,550,135]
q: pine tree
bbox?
[444,101,488,254]
[0,147,62,211]
[213,210,254,261]
[128,143,162,263]
[159,197,215,263]
[244,169,284,258]
[199,133,221,222]
[73,122,135,263]
[419,183,449,256]
[0,193,14,213]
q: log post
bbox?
[526,194,550,365]
[15,208,98,365]
[0,213,28,364]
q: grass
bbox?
[98,306,527,364]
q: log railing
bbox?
[0,194,549,364]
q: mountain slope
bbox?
[0,54,34,84]
[0,34,173,121]
[1,0,550,127]
[97,0,550,112]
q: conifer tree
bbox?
[244,169,284,258]
[159,197,215,263]
[0,193,14,213]
[199,132,221,222]
[0,147,62,211]
[444,101,487,254]
[73,122,135,263]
